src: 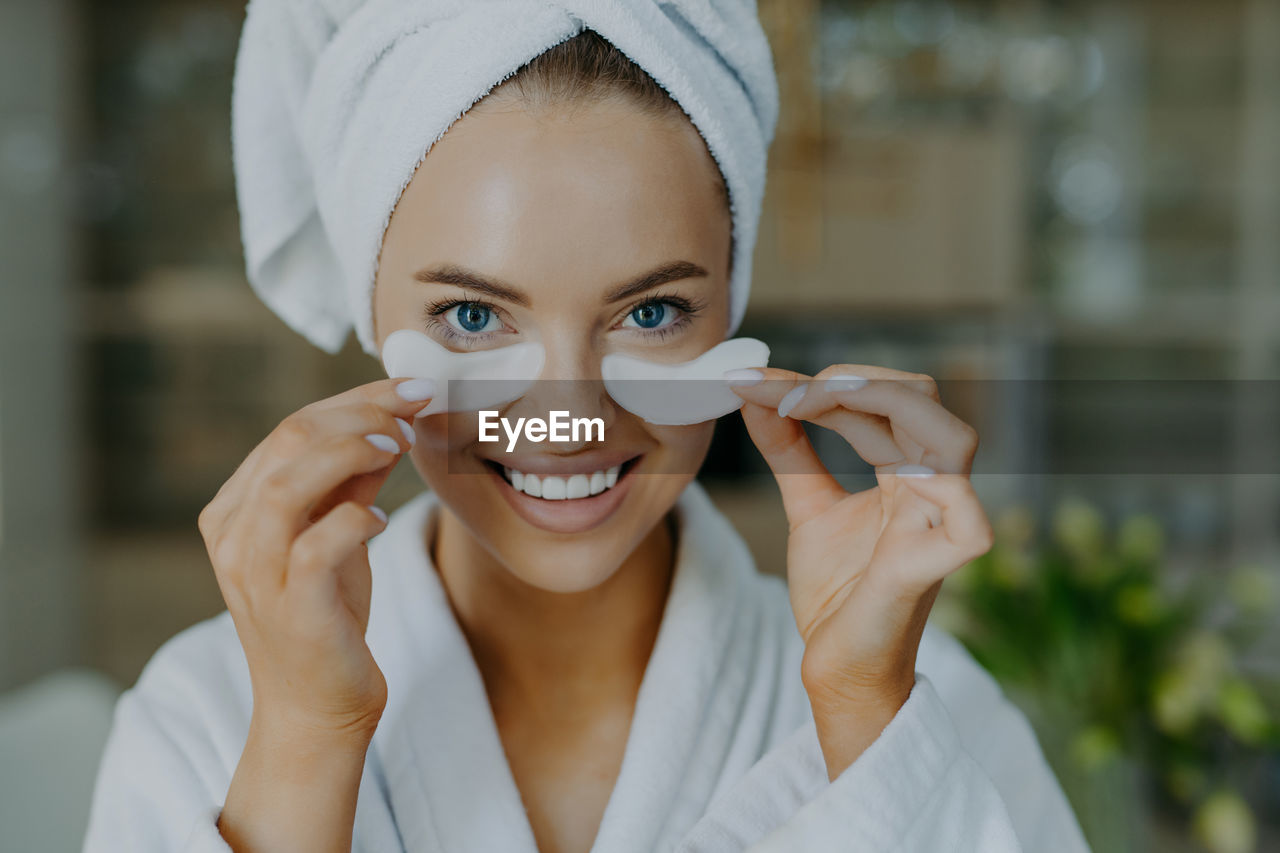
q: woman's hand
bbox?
[198,377,434,735]
[197,377,434,852]
[728,365,994,780]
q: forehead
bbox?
[381,98,729,296]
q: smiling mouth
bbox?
[482,456,642,501]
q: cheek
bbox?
[647,421,716,474]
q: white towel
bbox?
[82,481,1091,852]
[230,0,779,357]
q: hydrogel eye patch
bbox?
[602,337,770,426]
[382,330,769,425]
[381,328,545,416]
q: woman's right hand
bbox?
[197,377,437,738]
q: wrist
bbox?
[804,672,915,781]
[221,711,375,853]
[250,706,381,762]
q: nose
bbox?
[503,336,616,452]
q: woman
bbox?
[84,3,1089,852]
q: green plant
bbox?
[933,497,1280,853]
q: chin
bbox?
[482,488,672,593]
[437,476,689,597]
[493,540,634,594]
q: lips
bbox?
[482,455,642,534]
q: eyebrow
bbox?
[412,260,709,306]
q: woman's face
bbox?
[372,95,732,593]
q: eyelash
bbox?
[420,291,706,345]
[421,298,503,349]
[621,292,704,340]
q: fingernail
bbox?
[396,417,416,447]
[723,368,765,386]
[777,384,808,418]
[824,374,868,392]
[369,505,388,524]
[365,433,400,453]
[396,378,438,401]
[897,464,935,477]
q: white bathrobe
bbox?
[82,481,1090,852]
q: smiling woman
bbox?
[82,5,1088,853]
[370,42,732,599]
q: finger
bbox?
[787,390,905,467]
[880,471,994,589]
[197,474,246,551]
[271,400,419,459]
[305,376,439,420]
[737,399,847,526]
[726,366,940,472]
[203,497,290,616]
[726,365,935,408]
[273,401,419,516]
[247,432,403,549]
[232,377,435,491]
[284,501,386,636]
[308,460,402,522]
[782,375,977,476]
[896,471,993,554]
[823,486,940,642]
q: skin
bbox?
[201,93,994,853]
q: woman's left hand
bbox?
[728,365,995,780]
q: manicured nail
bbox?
[396,417,416,447]
[824,374,868,392]
[365,433,400,453]
[777,384,808,418]
[395,378,438,401]
[897,464,935,477]
[369,505,388,524]
[723,368,765,386]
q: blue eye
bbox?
[626,302,669,330]
[446,302,498,334]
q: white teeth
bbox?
[502,462,629,500]
[566,474,590,499]
[542,476,567,500]
[524,473,542,498]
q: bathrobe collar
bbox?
[363,479,764,853]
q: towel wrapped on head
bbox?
[230,0,780,358]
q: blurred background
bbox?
[1,0,1278,851]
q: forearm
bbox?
[217,712,376,853]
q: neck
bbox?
[430,508,677,717]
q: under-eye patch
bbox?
[381,329,545,415]
[381,329,768,425]
[601,338,770,425]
